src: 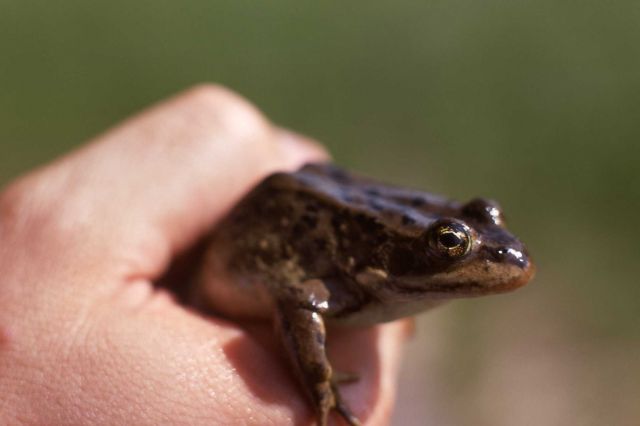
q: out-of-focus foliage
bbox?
[1,1,638,424]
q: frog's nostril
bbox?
[496,246,529,268]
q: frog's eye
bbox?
[429,221,472,258]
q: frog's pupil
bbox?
[439,231,462,248]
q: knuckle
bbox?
[185,83,241,104]
[180,83,270,136]
[0,172,67,238]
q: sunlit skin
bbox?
[0,85,410,425]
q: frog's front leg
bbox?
[273,281,361,426]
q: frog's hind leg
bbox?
[274,295,361,426]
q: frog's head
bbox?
[387,198,534,298]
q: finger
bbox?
[328,320,412,425]
[3,85,328,280]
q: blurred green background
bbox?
[2,1,638,424]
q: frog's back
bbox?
[195,166,351,318]
[213,167,360,281]
[196,163,422,318]
[215,164,444,277]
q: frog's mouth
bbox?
[390,250,535,298]
[430,258,534,296]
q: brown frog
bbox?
[195,163,534,425]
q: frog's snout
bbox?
[495,246,529,268]
[494,245,535,289]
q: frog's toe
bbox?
[333,370,360,384]
[315,392,332,426]
[331,381,361,426]
[335,405,361,426]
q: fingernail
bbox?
[400,318,417,341]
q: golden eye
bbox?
[430,222,472,258]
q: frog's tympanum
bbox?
[196,163,534,426]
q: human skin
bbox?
[0,85,410,425]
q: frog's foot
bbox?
[274,299,361,426]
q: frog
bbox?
[194,163,534,426]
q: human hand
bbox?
[0,85,409,425]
